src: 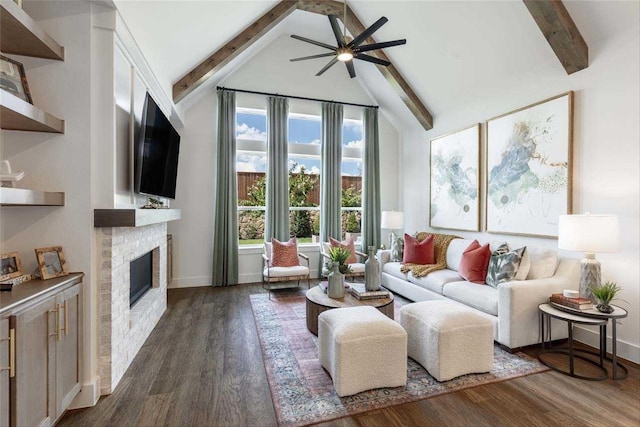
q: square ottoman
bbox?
[400,300,493,382]
[318,306,407,397]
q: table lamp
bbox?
[558,213,620,300]
[381,211,404,250]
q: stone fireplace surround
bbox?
[98,223,167,395]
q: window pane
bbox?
[343,119,363,148]
[290,208,318,242]
[288,158,320,207]
[238,210,265,245]
[289,114,321,145]
[236,110,266,141]
[237,168,266,206]
[341,159,361,177]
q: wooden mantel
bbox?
[94,209,181,228]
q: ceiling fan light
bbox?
[337,48,354,62]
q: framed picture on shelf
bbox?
[429,124,481,231]
[0,55,32,104]
[35,246,68,280]
[485,92,573,238]
[0,252,23,282]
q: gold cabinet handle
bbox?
[64,299,69,336]
[0,329,16,378]
[48,307,60,341]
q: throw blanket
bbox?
[400,233,460,277]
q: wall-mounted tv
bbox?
[134,93,180,200]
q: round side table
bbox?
[538,303,628,381]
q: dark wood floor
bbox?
[59,284,640,427]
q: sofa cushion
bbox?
[459,241,491,284]
[445,238,476,272]
[382,262,408,280]
[407,269,463,295]
[527,248,559,280]
[486,246,526,288]
[403,234,434,264]
[442,281,499,316]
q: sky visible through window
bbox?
[236,110,363,176]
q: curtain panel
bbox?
[320,102,344,251]
[212,89,239,286]
[362,107,381,251]
[265,96,290,242]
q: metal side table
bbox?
[538,303,628,381]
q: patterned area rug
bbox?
[250,293,548,427]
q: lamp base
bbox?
[580,254,601,301]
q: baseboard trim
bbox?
[575,326,640,364]
[68,378,100,409]
[169,276,211,288]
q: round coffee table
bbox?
[305,285,394,335]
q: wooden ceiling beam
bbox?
[523,0,588,75]
[172,0,433,130]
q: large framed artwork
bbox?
[430,124,480,231]
[486,92,573,238]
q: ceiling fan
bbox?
[289,2,406,78]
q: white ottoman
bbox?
[318,306,407,397]
[400,300,493,382]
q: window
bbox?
[236,108,363,246]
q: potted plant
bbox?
[589,281,623,313]
[312,214,320,243]
[344,212,361,241]
[326,246,351,299]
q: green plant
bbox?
[327,246,352,274]
[312,214,320,235]
[290,210,312,237]
[345,212,360,233]
[589,281,622,305]
[341,186,361,207]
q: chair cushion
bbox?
[263,265,309,277]
[270,237,299,267]
[382,262,408,280]
[330,237,357,264]
[442,281,499,316]
[459,241,491,284]
[349,263,365,274]
[445,238,476,271]
[403,233,434,264]
[407,269,463,295]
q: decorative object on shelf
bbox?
[563,289,579,298]
[142,197,167,209]
[327,264,345,299]
[381,211,403,261]
[35,246,68,280]
[558,213,620,300]
[364,246,381,291]
[0,251,22,282]
[430,124,480,232]
[0,55,32,103]
[0,159,25,187]
[486,92,573,238]
[590,281,623,314]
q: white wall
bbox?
[401,21,640,362]
[168,34,400,287]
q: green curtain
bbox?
[320,102,343,251]
[265,96,290,241]
[212,89,239,286]
[362,107,381,250]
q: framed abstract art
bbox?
[485,92,573,238]
[430,124,480,231]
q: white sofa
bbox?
[379,238,580,351]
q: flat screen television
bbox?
[134,93,180,199]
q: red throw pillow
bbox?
[329,237,357,264]
[270,237,299,267]
[459,240,491,284]
[402,233,435,264]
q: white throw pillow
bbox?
[526,248,559,280]
[515,247,531,281]
[445,238,476,272]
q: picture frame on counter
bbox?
[0,251,23,282]
[35,246,68,280]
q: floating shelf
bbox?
[1,0,64,60]
[0,187,65,206]
[0,89,65,133]
[94,209,182,228]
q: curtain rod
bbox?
[216,86,379,109]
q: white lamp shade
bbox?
[381,211,404,229]
[558,214,620,253]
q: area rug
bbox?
[250,293,548,427]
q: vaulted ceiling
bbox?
[115,0,639,130]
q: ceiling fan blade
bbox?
[328,15,346,47]
[291,34,336,51]
[290,52,337,62]
[345,60,356,78]
[348,17,388,48]
[354,53,391,66]
[356,39,406,53]
[316,58,339,76]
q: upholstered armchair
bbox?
[320,241,367,280]
[262,242,311,296]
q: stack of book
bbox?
[549,293,593,310]
[349,284,390,300]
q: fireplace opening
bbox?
[130,251,153,307]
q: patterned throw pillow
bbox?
[390,235,404,262]
[270,237,299,267]
[402,233,435,264]
[486,246,526,288]
[329,237,357,264]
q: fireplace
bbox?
[130,251,153,307]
